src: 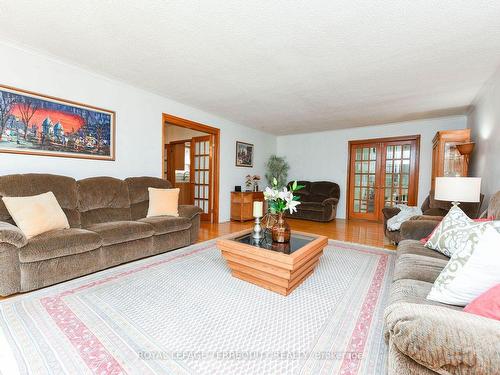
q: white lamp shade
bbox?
[435,177,481,202]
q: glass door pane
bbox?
[350,143,380,221]
[383,142,413,208]
[444,142,465,177]
[190,135,212,221]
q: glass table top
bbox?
[233,232,316,255]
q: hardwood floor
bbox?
[199,218,396,250]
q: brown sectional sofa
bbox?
[285,181,340,222]
[0,173,202,296]
[384,191,500,374]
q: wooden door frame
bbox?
[162,113,220,223]
[346,134,420,221]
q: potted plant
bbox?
[265,155,289,188]
[252,175,261,191]
[244,174,253,191]
[263,178,304,243]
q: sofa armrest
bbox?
[178,205,203,244]
[321,197,339,207]
[0,221,27,248]
[382,207,400,220]
[385,302,500,374]
[400,219,439,241]
[420,195,431,213]
[382,207,401,232]
[178,205,203,220]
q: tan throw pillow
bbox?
[2,191,70,239]
[147,188,180,217]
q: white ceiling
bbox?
[1,1,500,135]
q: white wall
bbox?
[467,67,500,207]
[277,116,467,218]
[0,41,276,222]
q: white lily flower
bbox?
[286,199,301,214]
[278,187,291,201]
[263,186,278,200]
[263,183,302,215]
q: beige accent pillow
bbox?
[147,188,180,217]
[2,192,70,239]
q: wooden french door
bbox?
[190,135,214,221]
[348,136,420,221]
[348,142,381,220]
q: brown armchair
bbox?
[285,181,340,222]
[382,191,485,244]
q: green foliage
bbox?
[265,179,304,214]
[265,155,290,188]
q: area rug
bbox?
[0,238,395,375]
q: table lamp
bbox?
[434,177,481,207]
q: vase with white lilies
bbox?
[264,178,304,243]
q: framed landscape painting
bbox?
[236,141,254,167]
[0,84,115,160]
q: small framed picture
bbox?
[235,141,254,167]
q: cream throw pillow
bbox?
[427,225,500,306]
[2,191,70,239]
[147,188,180,217]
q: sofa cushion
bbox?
[77,177,131,226]
[422,207,447,217]
[296,202,324,212]
[304,194,327,203]
[310,181,340,199]
[86,221,154,246]
[388,279,463,311]
[125,177,171,220]
[393,254,448,283]
[138,216,191,235]
[19,228,102,263]
[0,173,80,227]
[384,302,500,375]
[397,240,449,261]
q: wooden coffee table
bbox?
[217,230,328,296]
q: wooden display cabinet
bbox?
[431,129,471,190]
[230,191,264,222]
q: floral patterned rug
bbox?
[0,238,395,375]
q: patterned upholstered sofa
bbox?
[0,174,202,296]
[384,191,500,374]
